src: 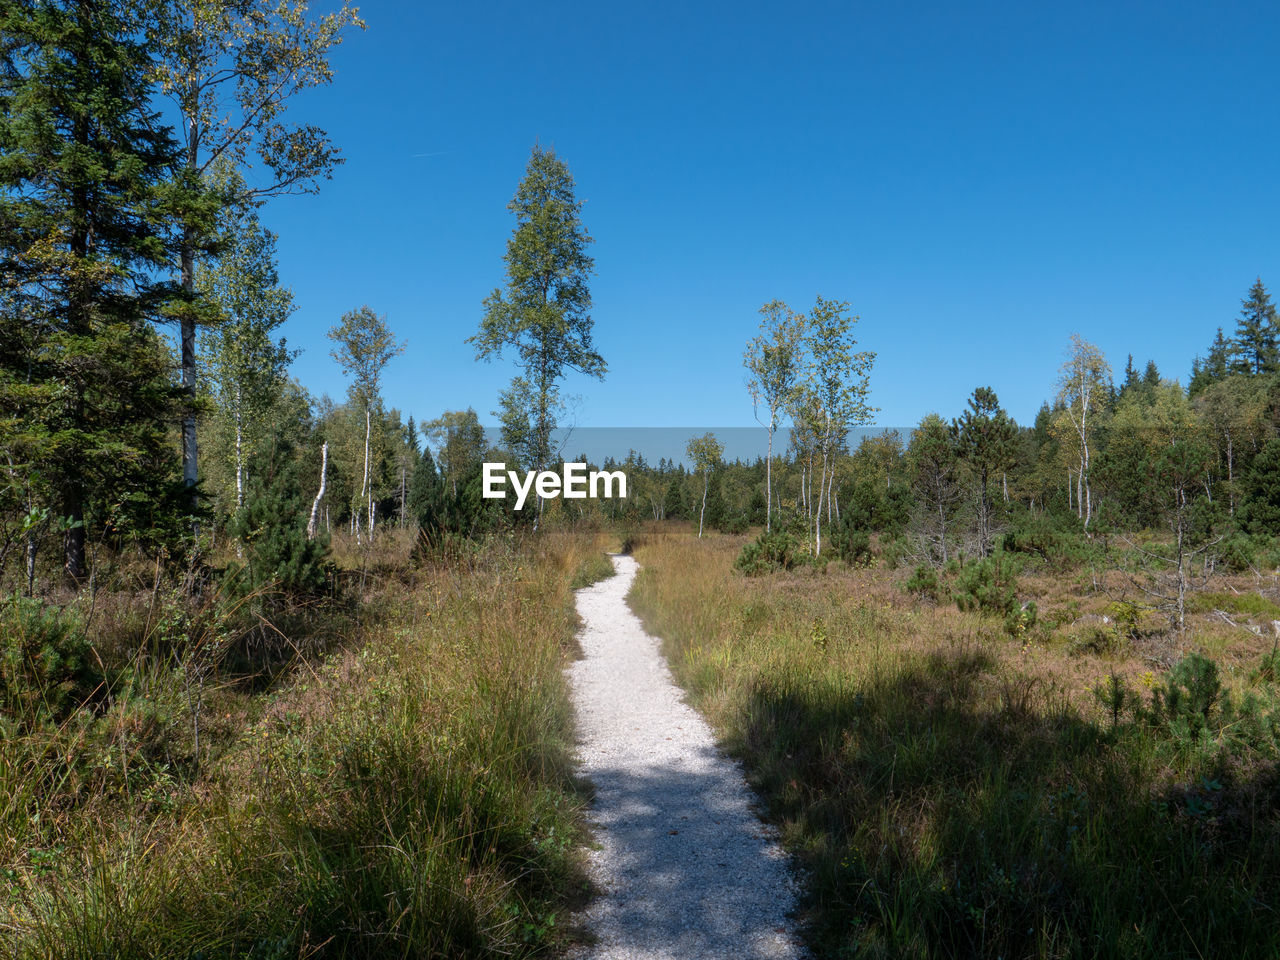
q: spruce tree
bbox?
[1189,328,1232,397]
[1120,354,1139,398]
[0,0,200,579]
[1231,278,1279,376]
[953,387,1016,556]
[406,446,444,530]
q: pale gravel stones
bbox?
[566,555,805,960]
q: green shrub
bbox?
[0,597,91,723]
[1144,653,1280,756]
[904,563,939,600]
[881,535,909,570]
[717,514,749,535]
[1217,534,1258,573]
[735,529,802,577]
[953,553,1021,620]
[227,433,333,598]
[829,521,872,567]
[1001,510,1096,569]
[571,553,615,589]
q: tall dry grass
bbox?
[1,529,615,958]
[630,530,1280,960]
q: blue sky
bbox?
[256,0,1280,432]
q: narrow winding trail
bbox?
[567,555,804,960]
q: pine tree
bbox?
[953,386,1016,556]
[0,0,197,580]
[1189,327,1232,397]
[1241,437,1280,537]
[406,446,443,529]
[227,430,330,597]
[1230,278,1279,376]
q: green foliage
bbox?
[953,386,1017,555]
[226,434,332,598]
[734,529,803,576]
[1000,509,1094,569]
[953,554,1024,632]
[0,597,89,725]
[0,0,197,576]
[1217,533,1259,572]
[406,447,444,528]
[570,553,615,589]
[471,146,604,471]
[196,164,296,516]
[829,520,873,567]
[904,563,940,600]
[1143,653,1280,758]
[1241,437,1280,537]
[1230,277,1280,375]
[414,465,526,559]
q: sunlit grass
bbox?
[0,529,609,958]
[630,530,1280,960]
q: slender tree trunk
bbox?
[698,473,708,538]
[181,233,199,516]
[307,441,328,540]
[1226,431,1235,516]
[765,421,774,532]
[234,389,244,510]
[358,404,371,544]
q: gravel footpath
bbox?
[566,554,805,960]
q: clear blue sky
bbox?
[258,0,1280,433]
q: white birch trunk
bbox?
[307,441,328,540]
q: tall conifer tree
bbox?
[1231,278,1279,375]
[0,0,195,579]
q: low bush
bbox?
[1001,509,1097,569]
[904,563,940,600]
[828,521,873,567]
[1143,652,1280,757]
[571,552,616,588]
[734,529,803,577]
[0,596,91,725]
[953,553,1021,620]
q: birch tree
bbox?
[1056,334,1111,528]
[744,299,805,532]
[327,307,402,542]
[197,167,295,515]
[686,433,724,539]
[804,296,876,555]
[471,146,605,484]
[148,0,363,508]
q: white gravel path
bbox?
[566,554,805,960]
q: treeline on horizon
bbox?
[6,1,1280,608]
